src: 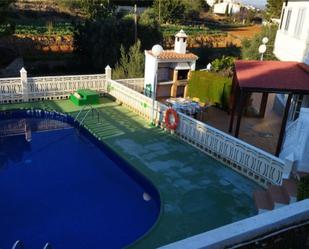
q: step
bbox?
[282,179,298,203]
[267,185,290,208]
[253,190,274,213]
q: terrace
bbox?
[0,68,307,249]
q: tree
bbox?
[182,0,206,20]
[153,0,185,24]
[241,25,278,61]
[113,40,144,79]
[81,0,115,20]
[0,0,14,24]
[265,0,284,19]
[74,16,162,72]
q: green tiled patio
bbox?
[0,98,261,248]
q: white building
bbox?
[273,0,309,172]
[213,0,242,15]
[206,0,217,7]
[144,30,198,99]
[273,0,309,63]
[273,0,309,120]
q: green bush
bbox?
[211,56,235,76]
[297,176,309,201]
[187,71,232,109]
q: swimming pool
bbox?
[0,111,160,249]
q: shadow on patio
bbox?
[201,93,281,155]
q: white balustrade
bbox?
[0,73,106,103]
[0,77,23,103]
[174,112,285,186]
[108,79,152,119]
[116,78,144,92]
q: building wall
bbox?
[144,53,158,94]
[273,1,309,63]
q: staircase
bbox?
[253,179,298,214]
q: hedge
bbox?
[187,71,232,109]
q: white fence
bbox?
[0,69,287,186]
[115,78,144,93]
[108,79,152,120]
[0,68,107,103]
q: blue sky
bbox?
[241,0,267,8]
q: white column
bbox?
[20,67,29,102]
[105,65,112,81]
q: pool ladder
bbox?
[74,104,102,126]
[12,240,52,249]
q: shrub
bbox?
[211,56,235,76]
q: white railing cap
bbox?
[20,67,27,73]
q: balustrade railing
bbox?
[174,112,285,186]
[108,79,152,119]
[0,77,23,102]
[116,78,144,93]
[0,73,106,103]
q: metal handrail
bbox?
[74,104,92,122]
[11,240,53,249]
[74,104,101,126]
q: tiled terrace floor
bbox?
[0,98,261,248]
[203,93,282,155]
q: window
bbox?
[279,8,285,30]
[284,9,292,31]
[294,8,306,38]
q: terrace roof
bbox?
[235,60,309,93]
[230,60,309,157]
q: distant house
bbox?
[206,0,217,7]
[144,30,198,99]
[213,0,243,15]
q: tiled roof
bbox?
[146,50,198,61]
[235,60,309,93]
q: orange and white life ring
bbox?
[165,108,179,130]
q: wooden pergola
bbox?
[229,60,309,156]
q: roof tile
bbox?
[146,50,198,60]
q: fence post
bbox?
[20,67,29,102]
[105,65,112,81]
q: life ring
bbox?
[165,108,179,130]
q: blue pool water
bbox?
[0,117,160,249]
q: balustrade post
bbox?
[105,65,112,81]
[20,67,29,102]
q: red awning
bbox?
[235,60,309,93]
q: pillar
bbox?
[20,67,29,102]
[170,70,178,97]
[105,65,112,81]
